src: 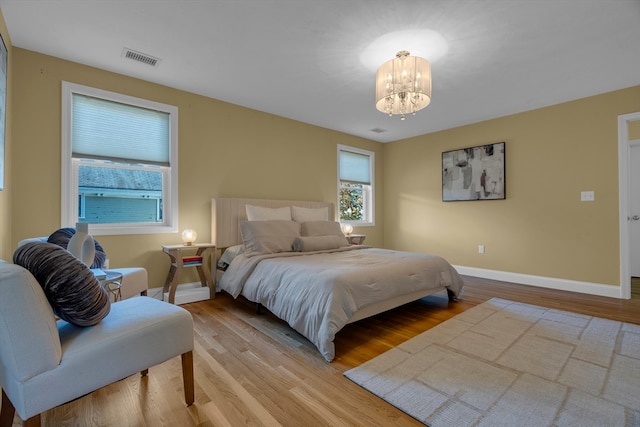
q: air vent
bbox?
[370,128,387,133]
[122,48,160,67]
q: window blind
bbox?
[339,150,371,185]
[72,93,170,166]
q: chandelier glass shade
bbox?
[375,50,431,120]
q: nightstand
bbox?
[162,243,216,304]
[346,234,366,245]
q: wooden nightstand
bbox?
[162,243,216,304]
[346,234,366,245]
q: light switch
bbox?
[581,191,595,201]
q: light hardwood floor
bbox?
[13,276,640,426]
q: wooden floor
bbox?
[12,276,640,426]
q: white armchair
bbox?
[0,261,194,426]
[18,236,148,300]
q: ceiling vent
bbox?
[370,128,387,134]
[122,48,160,67]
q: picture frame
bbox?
[442,142,505,201]
[0,33,6,191]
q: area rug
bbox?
[344,298,640,427]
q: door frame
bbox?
[618,111,640,300]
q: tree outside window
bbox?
[339,183,364,221]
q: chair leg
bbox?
[23,415,41,427]
[2,390,41,427]
[0,389,15,427]
[181,351,194,406]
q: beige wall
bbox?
[383,86,640,288]
[0,12,11,261]
[10,48,383,288]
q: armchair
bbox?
[0,261,194,426]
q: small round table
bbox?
[101,270,123,302]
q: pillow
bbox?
[291,206,329,222]
[293,235,349,252]
[240,220,300,257]
[13,242,111,327]
[245,205,291,221]
[300,221,345,237]
[217,244,245,270]
[47,227,107,269]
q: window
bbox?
[62,82,178,235]
[337,145,374,225]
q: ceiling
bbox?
[1,0,639,143]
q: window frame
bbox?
[337,144,375,226]
[61,81,179,235]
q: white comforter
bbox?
[219,246,463,361]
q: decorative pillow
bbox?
[13,242,111,327]
[47,227,107,269]
[291,206,329,222]
[245,205,292,221]
[217,244,245,270]
[293,235,349,252]
[300,221,345,237]
[240,220,300,257]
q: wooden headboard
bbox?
[211,198,335,248]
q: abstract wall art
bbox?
[442,142,505,201]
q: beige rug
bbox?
[344,298,640,427]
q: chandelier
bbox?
[375,50,431,120]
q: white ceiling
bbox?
[1,0,639,143]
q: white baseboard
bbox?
[149,268,625,303]
[453,266,624,299]
[148,282,212,305]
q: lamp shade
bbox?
[181,229,197,245]
[375,51,431,119]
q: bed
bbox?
[211,198,464,361]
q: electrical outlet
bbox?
[478,245,485,254]
[581,191,595,201]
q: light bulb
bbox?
[341,224,353,236]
